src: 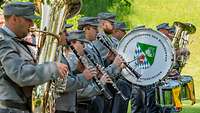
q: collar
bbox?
[2,25,17,37]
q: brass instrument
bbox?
[172,22,186,49]
[172,22,196,72]
[32,0,82,113]
[180,23,196,49]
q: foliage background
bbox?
[1,0,200,113]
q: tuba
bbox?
[172,22,186,49]
[179,23,196,49]
[32,0,82,113]
[172,22,196,72]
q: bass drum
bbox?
[117,28,175,86]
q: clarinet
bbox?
[66,40,112,100]
[84,50,128,101]
[96,32,141,79]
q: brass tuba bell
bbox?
[32,0,82,113]
[172,21,196,72]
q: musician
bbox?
[111,21,129,48]
[65,30,111,113]
[78,16,123,74]
[156,23,174,41]
[156,23,180,113]
[157,23,190,73]
[77,16,125,113]
[102,21,132,113]
[76,17,104,113]
[0,2,68,113]
[95,12,117,60]
[55,30,98,113]
[157,23,181,76]
[96,13,133,113]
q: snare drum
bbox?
[155,80,182,110]
[179,75,195,104]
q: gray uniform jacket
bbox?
[55,54,90,112]
[75,42,121,101]
[0,27,59,107]
[94,33,116,58]
[90,40,121,78]
[63,52,101,102]
[110,36,119,49]
[77,82,101,102]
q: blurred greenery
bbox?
[0,0,199,113]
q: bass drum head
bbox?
[117,28,175,86]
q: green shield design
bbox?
[137,42,157,65]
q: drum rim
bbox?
[117,28,176,86]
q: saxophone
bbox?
[32,0,82,113]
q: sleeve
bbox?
[0,39,59,87]
[77,82,101,99]
[64,73,90,92]
[67,53,79,72]
[104,63,121,78]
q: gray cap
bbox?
[3,2,40,20]
[97,12,116,23]
[67,30,88,43]
[114,22,129,31]
[156,23,175,33]
[78,17,99,30]
[169,27,175,33]
[156,23,170,30]
[64,23,73,29]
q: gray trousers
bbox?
[77,97,103,113]
[111,79,132,113]
[131,85,159,113]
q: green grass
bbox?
[124,0,200,113]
